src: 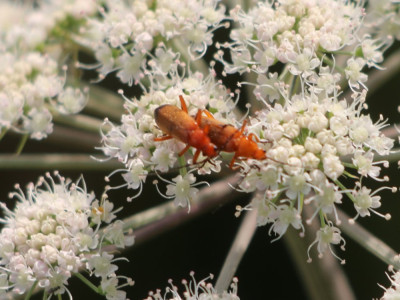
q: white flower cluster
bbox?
[100,68,237,207]
[236,86,395,261]
[0,52,88,139]
[144,272,239,300]
[380,269,400,300]
[0,1,93,139]
[216,0,387,94]
[0,172,133,299]
[78,0,227,85]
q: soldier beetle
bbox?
[154,95,217,164]
[198,110,267,169]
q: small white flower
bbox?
[360,38,384,68]
[350,186,392,221]
[352,151,381,179]
[101,276,127,300]
[166,173,199,209]
[304,137,322,154]
[345,57,368,89]
[56,87,88,114]
[116,52,144,86]
[151,147,178,172]
[103,220,134,248]
[307,224,346,263]
[88,252,118,279]
[23,108,53,140]
[288,48,320,78]
[269,205,303,240]
[322,154,344,180]
[284,174,311,200]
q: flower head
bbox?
[0,172,133,299]
[78,0,227,84]
[145,272,239,300]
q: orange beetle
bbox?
[198,110,266,169]
[154,95,217,164]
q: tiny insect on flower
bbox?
[198,109,267,168]
[154,95,217,164]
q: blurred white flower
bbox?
[145,272,239,300]
[0,172,133,298]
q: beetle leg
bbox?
[248,133,272,145]
[202,109,215,119]
[179,95,189,113]
[154,135,173,141]
[229,153,238,169]
[197,156,217,169]
[178,144,191,156]
[196,109,212,136]
[239,120,247,134]
[193,149,201,164]
[195,108,203,124]
[247,133,260,142]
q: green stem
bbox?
[178,155,188,177]
[342,162,356,169]
[319,210,326,227]
[291,74,301,96]
[320,54,345,74]
[16,134,29,155]
[299,192,304,212]
[330,50,353,56]
[0,128,7,141]
[24,281,38,300]
[75,273,101,294]
[334,179,356,203]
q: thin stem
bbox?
[16,134,29,155]
[75,273,101,294]
[331,50,354,56]
[24,281,38,300]
[320,54,345,74]
[215,206,258,293]
[0,128,7,142]
[178,155,188,177]
[104,175,241,247]
[337,208,400,269]
[52,113,103,134]
[0,154,121,170]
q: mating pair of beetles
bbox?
[154,95,267,169]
